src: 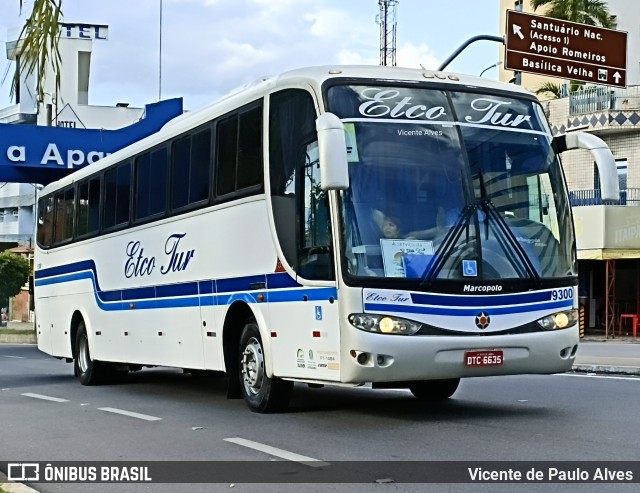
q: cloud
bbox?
[1,0,446,110]
[396,42,441,71]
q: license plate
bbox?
[465,350,504,367]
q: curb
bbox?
[0,472,39,493]
[571,364,640,376]
[0,483,39,493]
[0,335,37,344]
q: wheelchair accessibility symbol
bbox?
[462,260,477,277]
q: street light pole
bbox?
[480,61,502,77]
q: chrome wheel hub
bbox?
[241,337,264,395]
[78,335,90,373]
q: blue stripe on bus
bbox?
[199,280,214,295]
[410,290,552,307]
[156,282,199,297]
[364,300,573,317]
[267,287,337,303]
[35,260,96,280]
[34,261,337,311]
[217,275,267,293]
[121,286,156,301]
[34,271,91,286]
[126,297,201,310]
[267,272,300,289]
[99,290,122,302]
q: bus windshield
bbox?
[326,84,575,283]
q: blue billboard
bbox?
[0,98,183,185]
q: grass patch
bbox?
[0,329,36,336]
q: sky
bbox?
[0,0,501,111]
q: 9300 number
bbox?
[551,288,573,301]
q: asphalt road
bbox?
[1,344,639,493]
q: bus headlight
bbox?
[348,314,422,335]
[537,309,579,330]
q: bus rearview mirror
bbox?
[316,112,349,191]
[554,131,619,203]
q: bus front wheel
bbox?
[409,378,460,401]
[238,319,292,413]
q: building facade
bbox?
[0,23,145,248]
[498,1,640,335]
[0,23,145,321]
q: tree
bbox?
[0,251,31,309]
[12,0,63,102]
[535,81,563,100]
[535,80,585,99]
[531,0,615,28]
[532,1,613,96]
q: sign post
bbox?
[505,10,627,87]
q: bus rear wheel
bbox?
[238,319,292,413]
[409,378,460,401]
[74,321,105,385]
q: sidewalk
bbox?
[0,470,38,493]
[573,331,640,375]
[0,321,37,344]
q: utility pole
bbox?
[378,0,398,66]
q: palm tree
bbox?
[535,81,563,100]
[12,0,63,101]
[535,80,584,99]
[531,0,615,28]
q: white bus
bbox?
[34,65,618,413]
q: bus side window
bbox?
[103,161,131,230]
[37,196,54,247]
[53,187,74,244]
[299,141,334,280]
[216,101,263,199]
[170,129,209,212]
[268,88,332,279]
[77,177,101,237]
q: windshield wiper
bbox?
[420,199,541,284]
[420,204,476,285]
[481,200,540,282]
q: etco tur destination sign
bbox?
[505,10,628,87]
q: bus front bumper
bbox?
[340,326,579,383]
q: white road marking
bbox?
[556,373,640,382]
[98,407,162,421]
[21,393,69,402]
[3,355,25,359]
[224,437,329,467]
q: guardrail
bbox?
[569,188,640,206]
[569,86,640,115]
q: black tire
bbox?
[238,319,293,413]
[74,321,106,385]
[409,378,460,401]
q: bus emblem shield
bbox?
[475,312,491,329]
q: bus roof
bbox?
[40,65,536,195]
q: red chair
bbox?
[618,313,639,337]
